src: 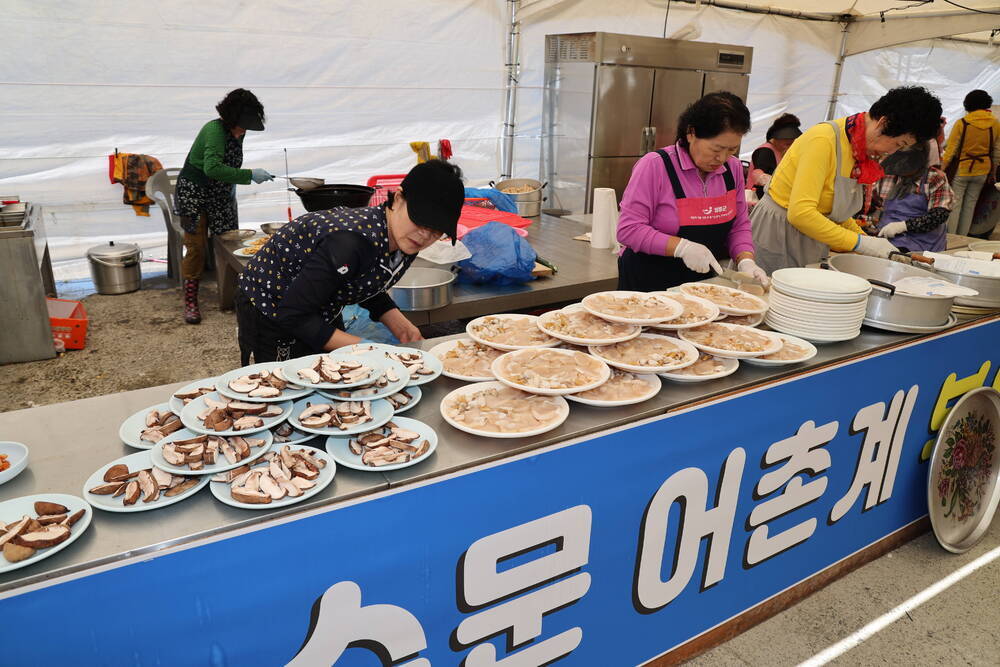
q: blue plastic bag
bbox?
[457,222,536,286]
[463,187,518,213]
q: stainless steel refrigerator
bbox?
[541,32,753,214]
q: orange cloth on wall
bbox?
[110,153,163,216]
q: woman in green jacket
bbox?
[175,88,274,324]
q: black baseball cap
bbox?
[238,106,265,131]
[400,160,465,244]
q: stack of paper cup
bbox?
[591,188,618,250]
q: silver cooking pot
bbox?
[926,262,1000,308]
[490,178,546,218]
[86,241,142,295]
[825,254,954,328]
[390,268,455,311]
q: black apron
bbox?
[618,149,736,292]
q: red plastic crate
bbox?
[366,174,406,206]
[47,298,89,350]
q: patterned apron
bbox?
[877,173,945,252]
[175,127,243,235]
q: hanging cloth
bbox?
[109,152,163,216]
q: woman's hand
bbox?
[380,309,423,343]
[672,238,723,274]
[877,221,907,239]
[251,168,274,183]
[737,258,770,286]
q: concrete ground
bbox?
[687,522,1000,666]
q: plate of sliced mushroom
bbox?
[169,377,218,414]
[179,392,291,437]
[341,344,443,387]
[588,333,700,373]
[287,396,394,436]
[658,354,739,383]
[209,445,335,509]
[536,306,642,346]
[118,402,185,450]
[491,347,611,396]
[565,370,661,407]
[316,353,410,401]
[0,494,92,573]
[84,450,208,512]
[428,338,503,382]
[466,314,560,351]
[440,382,570,438]
[216,362,314,403]
[151,428,274,475]
[386,386,421,413]
[280,353,386,390]
[326,417,437,471]
[271,422,317,446]
[581,291,684,326]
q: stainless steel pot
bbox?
[926,266,1000,308]
[826,254,954,327]
[491,178,546,217]
[515,199,542,217]
[390,268,455,311]
[86,241,142,295]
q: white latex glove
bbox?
[251,168,274,184]
[855,234,899,259]
[737,258,770,287]
[878,221,908,239]
[673,238,723,274]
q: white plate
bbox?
[765,321,861,343]
[678,283,769,315]
[215,362,314,403]
[280,353,388,390]
[742,333,818,366]
[168,377,218,414]
[565,373,661,407]
[209,444,336,510]
[439,381,570,439]
[118,402,178,450]
[389,385,422,414]
[180,392,291,436]
[316,352,410,401]
[770,282,870,304]
[233,247,258,258]
[581,291,684,325]
[0,493,93,574]
[589,333,700,373]
[491,348,612,396]
[716,312,765,327]
[649,292,722,329]
[151,428,274,475]
[678,323,783,358]
[536,308,642,346]
[286,396,394,436]
[340,344,444,387]
[764,310,864,334]
[768,290,869,315]
[325,417,438,472]
[427,338,500,382]
[659,356,740,383]
[83,450,209,512]
[466,314,561,351]
[771,267,872,296]
[0,442,29,486]
[862,313,958,334]
[241,237,268,247]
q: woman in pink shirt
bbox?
[617,92,767,291]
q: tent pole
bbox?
[827,21,851,120]
[500,0,521,179]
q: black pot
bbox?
[295,184,375,212]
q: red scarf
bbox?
[844,112,884,185]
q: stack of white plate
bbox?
[765,268,871,343]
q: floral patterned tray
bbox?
[927,387,1000,553]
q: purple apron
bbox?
[876,173,946,252]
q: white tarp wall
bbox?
[0,0,996,279]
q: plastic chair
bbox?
[145,168,183,282]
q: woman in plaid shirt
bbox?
[863,141,955,252]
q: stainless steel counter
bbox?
[0,316,992,594]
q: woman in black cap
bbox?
[175,88,275,325]
[746,113,802,198]
[235,159,465,364]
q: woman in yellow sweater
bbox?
[941,90,1000,236]
[752,87,943,273]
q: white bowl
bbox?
[0,442,29,486]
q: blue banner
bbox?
[3,320,999,665]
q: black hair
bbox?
[216,88,264,131]
[964,89,993,112]
[766,113,801,141]
[868,86,942,143]
[676,91,751,149]
[386,160,464,208]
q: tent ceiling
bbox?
[659,0,1000,19]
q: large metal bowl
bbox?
[390,268,455,311]
[296,184,374,212]
[260,222,287,235]
[826,254,955,328]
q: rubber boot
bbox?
[183,278,202,324]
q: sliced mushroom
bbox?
[13,525,71,549]
[103,464,132,483]
[228,401,268,415]
[159,417,184,436]
[299,403,332,420]
[279,480,304,497]
[390,428,421,443]
[231,486,272,504]
[221,442,238,465]
[249,386,281,398]
[413,440,430,458]
[243,471,262,494]
[162,443,186,467]
[296,451,326,470]
[301,413,333,428]
[269,460,291,483]
[36,514,68,525]
[145,410,161,427]
[213,416,233,432]
[228,377,261,394]
[173,434,209,446]
[203,396,232,410]
[151,467,174,489]
[230,437,251,460]
[261,404,284,418]
[122,481,141,505]
[34,501,68,516]
[297,367,321,384]
[0,517,31,549]
[232,416,264,431]
[348,439,364,456]
[137,470,159,502]
[290,476,316,490]
[291,462,320,480]
[164,478,199,497]
[258,473,286,500]
[3,542,36,563]
[66,509,86,526]
[188,460,204,471]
